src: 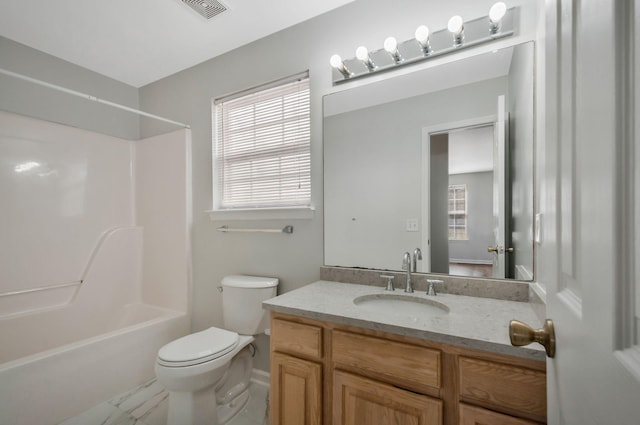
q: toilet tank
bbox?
[221,275,279,335]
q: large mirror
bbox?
[323,42,534,281]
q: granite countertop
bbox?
[263,280,545,361]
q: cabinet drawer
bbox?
[271,318,323,359]
[458,357,546,422]
[459,403,542,425]
[332,330,441,391]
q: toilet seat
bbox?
[157,327,239,367]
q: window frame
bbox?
[208,72,314,221]
[448,183,468,240]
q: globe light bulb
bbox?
[355,46,377,71]
[355,46,369,61]
[447,15,464,35]
[489,2,507,24]
[329,54,352,78]
[383,36,398,53]
[330,54,343,69]
[414,25,430,44]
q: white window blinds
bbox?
[213,75,311,210]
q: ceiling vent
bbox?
[181,0,228,19]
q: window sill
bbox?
[206,206,315,221]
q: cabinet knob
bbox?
[509,319,556,358]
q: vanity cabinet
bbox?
[270,312,546,425]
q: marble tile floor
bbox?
[58,379,270,425]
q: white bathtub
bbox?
[0,302,188,425]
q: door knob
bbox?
[509,319,556,358]
[487,246,515,253]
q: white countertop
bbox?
[263,280,545,361]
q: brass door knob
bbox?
[509,319,556,358]
[487,246,515,253]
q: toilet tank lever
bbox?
[217,286,223,292]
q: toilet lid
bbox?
[157,327,239,367]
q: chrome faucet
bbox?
[402,252,413,293]
[412,248,422,272]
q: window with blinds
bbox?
[448,184,468,240]
[213,74,310,210]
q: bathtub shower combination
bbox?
[0,111,192,425]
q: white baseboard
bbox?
[449,259,492,265]
[251,369,270,387]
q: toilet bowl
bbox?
[155,275,278,425]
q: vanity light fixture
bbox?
[330,54,353,78]
[448,15,465,47]
[414,25,432,56]
[489,2,507,34]
[384,37,403,63]
[355,46,377,71]
[329,5,515,84]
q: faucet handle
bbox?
[426,279,443,296]
[380,275,395,291]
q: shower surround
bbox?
[0,111,191,425]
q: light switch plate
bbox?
[406,218,419,232]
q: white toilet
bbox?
[155,275,278,425]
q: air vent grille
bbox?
[181,0,228,19]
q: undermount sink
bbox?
[353,293,449,317]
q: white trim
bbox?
[529,281,547,304]
[515,264,534,281]
[449,166,494,175]
[421,128,431,273]
[423,115,497,137]
[449,259,492,265]
[615,348,640,384]
[421,115,497,275]
[251,369,270,387]
[207,206,315,221]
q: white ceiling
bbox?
[0,0,354,88]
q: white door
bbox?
[491,95,507,278]
[539,1,640,423]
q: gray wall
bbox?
[448,171,494,263]
[0,37,140,140]
[430,134,449,274]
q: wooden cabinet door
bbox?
[333,370,442,425]
[270,352,322,425]
[458,357,546,423]
[459,404,541,425]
